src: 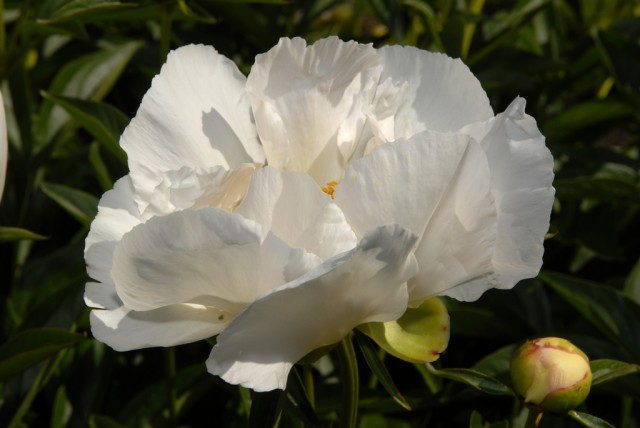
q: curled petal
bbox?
[207,225,418,391]
[111,208,321,312]
[335,132,498,302]
[366,45,493,149]
[247,37,381,183]
[90,303,227,351]
[456,98,555,295]
[236,166,357,259]
[85,176,142,301]
[121,45,264,211]
[139,163,257,219]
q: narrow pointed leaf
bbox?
[284,368,321,427]
[0,328,85,380]
[591,359,640,386]
[37,41,142,143]
[249,390,283,428]
[40,0,136,24]
[425,364,514,396]
[354,331,411,410]
[568,410,615,428]
[41,92,128,163]
[41,182,99,227]
[0,226,47,242]
[540,271,640,359]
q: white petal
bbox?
[90,303,226,351]
[84,176,142,297]
[0,90,6,202]
[246,37,381,183]
[335,132,471,237]
[207,225,418,391]
[111,208,321,313]
[411,140,498,302]
[367,46,493,148]
[334,132,500,303]
[459,98,555,291]
[235,166,357,259]
[139,163,257,219]
[121,45,264,209]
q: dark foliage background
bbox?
[0,1,638,427]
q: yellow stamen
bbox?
[321,180,339,199]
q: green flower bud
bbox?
[359,298,449,363]
[510,337,592,414]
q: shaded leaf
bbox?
[250,390,283,428]
[0,328,85,380]
[591,359,640,386]
[354,331,411,411]
[425,364,514,396]
[41,92,128,163]
[39,0,136,24]
[0,226,47,242]
[88,414,126,428]
[540,271,640,359]
[542,101,634,140]
[568,410,615,428]
[283,369,321,428]
[37,40,142,144]
[41,182,99,227]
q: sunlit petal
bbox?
[121,45,264,211]
[247,37,381,183]
[207,225,418,391]
[111,208,321,312]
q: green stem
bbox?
[165,347,177,426]
[337,335,359,428]
[524,407,543,428]
[303,364,315,409]
[8,351,65,428]
[461,0,485,61]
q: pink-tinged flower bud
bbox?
[510,337,592,414]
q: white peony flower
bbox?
[85,37,554,391]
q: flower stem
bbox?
[524,407,544,428]
[303,364,315,408]
[337,334,359,428]
[164,347,177,426]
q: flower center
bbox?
[320,181,339,199]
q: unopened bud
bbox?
[510,337,591,413]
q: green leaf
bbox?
[41,182,99,227]
[89,142,114,191]
[568,410,616,428]
[88,414,126,428]
[554,176,640,203]
[0,328,85,380]
[0,226,47,242]
[539,271,640,359]
[469,410,484,428]
[249,390,283,428]
[542,100,634,140]
[425,364,514,396]
[37,40,142,144]
[41,92,128,163]
[39,0,136,24]
[283,370,321,428]
[336,335,359,428]
[590,359,640,386]
[51,386,71,428]
[354,331,411,411]
[624,257,640,305]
